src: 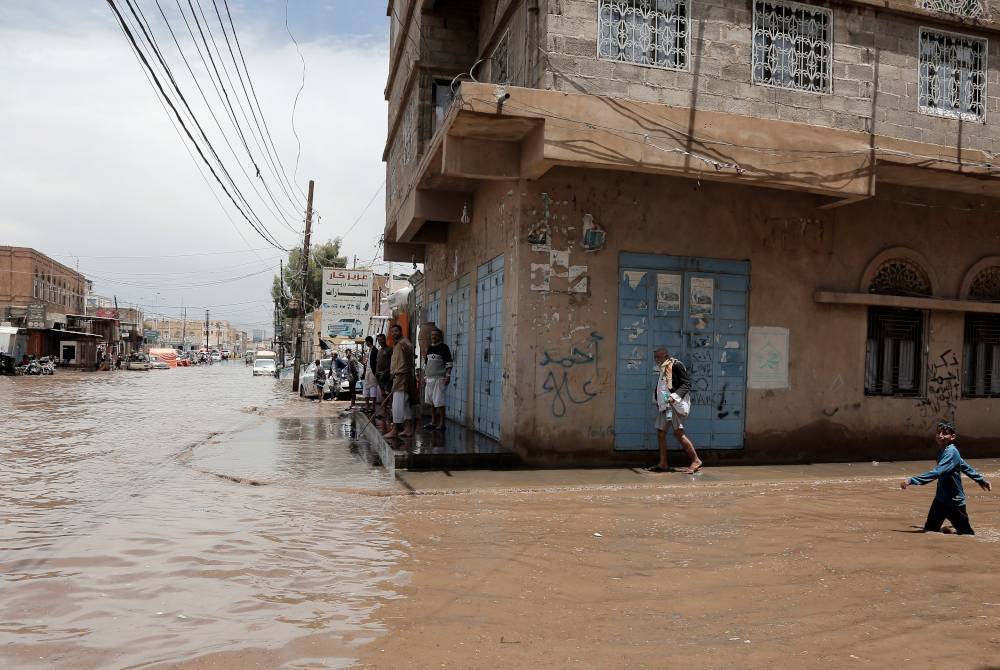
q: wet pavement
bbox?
[0,365,397,669]
[4,365,1000,668]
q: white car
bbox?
[148,355,170,370]
[253,358,276,376]
[299,359,334,399]
[210,351,222,362]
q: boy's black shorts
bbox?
[924,499,974,535]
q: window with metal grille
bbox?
[964,314,1000,397]
[490,29,510,84]
[752,0,832,94]
[918,28,987,122]
[865,308,925,397]
[597,0,689,71]
[922,0,984,18]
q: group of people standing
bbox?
[357,324,453,440]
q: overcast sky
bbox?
[0,0,388,333]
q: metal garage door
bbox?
[474,255,504,439]
[614,253,749,451]
[445,275,471,424]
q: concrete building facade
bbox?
[384,0,1000,465]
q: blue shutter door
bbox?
[614,254,748,451]
[445,275,471,424]
[474,255,504,439]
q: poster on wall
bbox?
[656,274,681,312]
[748,326,790,390]
[321,268,374,342]
[689,277,714,315]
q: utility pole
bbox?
[181,306,186,351]
[353,254,357,269]
[277,260,284,378]
[204,309,210,361]
[291,179,314,393]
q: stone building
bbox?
[383,0,1000,465]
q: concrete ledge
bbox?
[350,412,520,472]
[815,290,1000,314]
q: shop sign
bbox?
[26,304,47,329]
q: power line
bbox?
[150,0,304,232]
[284,0,306,190]
[107,0,288,251]
[220,0,306,208]
[190,0,305,224]
[341,180,386,238]
[123,0,292,243]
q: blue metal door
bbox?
[474,255,504,439]
[445,275,471,424]
[426,289,440,327]
[614,253,749,451]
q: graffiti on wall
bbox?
[538,331,604,418]
[915,349,960,427]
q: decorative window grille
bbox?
[865,307,926,396]
[597,0,689,71]
[867,259,932,297]
[922,0,984,19]
[401,99,417,165]
[968,267,1000,302]
[918,28,987,122]
[964,314,1000,397]
[491,29,510,84]
[752,0,832,94]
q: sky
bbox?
[0,0,389,333]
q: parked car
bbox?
[148,355,170,370]
[299,358,334,399]
[252,350,277,376]
[210,350,222,362]
[126,353,152,371]
[221,349,231,359]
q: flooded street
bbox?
[4,365,1000,668]
[1,364,397,669]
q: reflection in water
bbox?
[0,365,399,669]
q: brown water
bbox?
[0,365,398,669]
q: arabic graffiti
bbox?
[539,331,603,418]
[915,349,960,428]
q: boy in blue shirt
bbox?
[901,420,991,535]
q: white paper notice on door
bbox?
[656,274,681,312]
[748,326,789,390]
[689,277,714,315]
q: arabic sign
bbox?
[321,268,373,341]
[748,326,789,389]
[95,308,120,319]
[26,304,47,329]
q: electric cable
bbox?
[107,0,288,251]
[284,0,307,193]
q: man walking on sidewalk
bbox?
[647,347,701,474]
[422,328,453,431]
[384,324,415,439]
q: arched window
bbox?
[964,266,1000,397]
[865,258,930,397]
[867,259,932,297]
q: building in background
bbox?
[0,246,102,365]
[383,0,1000,465]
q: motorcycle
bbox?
[38,356,56,375]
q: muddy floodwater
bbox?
[3,365,1000,669]
[1,365,396,669]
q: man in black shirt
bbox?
[422,328,453,431]
[648,347,702,474]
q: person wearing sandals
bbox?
[648,347,702,474]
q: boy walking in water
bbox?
[901,420,991,535]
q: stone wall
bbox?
[540,0,1000,153]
